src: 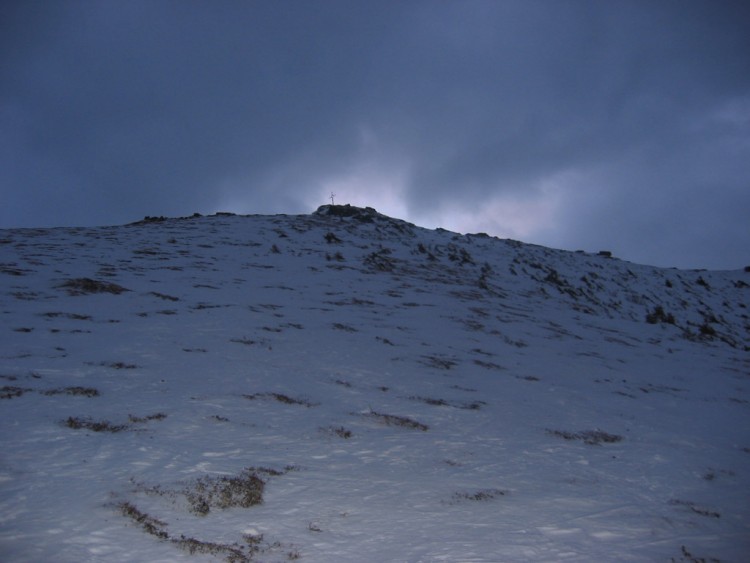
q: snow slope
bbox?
[1,205,748,562]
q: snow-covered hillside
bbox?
[1,205,748,562]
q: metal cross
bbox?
[330,192,336,205]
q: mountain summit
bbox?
[1,208,748,561]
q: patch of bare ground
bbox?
[409,396,486,410]
[121,467,300,561]
[41,386,99,397]
[150,291,180,301]
[419,355,458,370]
[63,412,166,432]
[243,392,318,407]
[668,499,721,518]
[59,277,129,295]
[1,386,32,399]
[64,416,128,433]
[672,544,721,563]
[447,488,508,504]
[321,425,353,438]
[364,410,429,431]
[546,429,623,445]
[186,470,265,515]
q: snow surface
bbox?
[1,206,748,562]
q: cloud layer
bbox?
[2,1,749,268]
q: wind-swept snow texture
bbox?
[1,205,748,562]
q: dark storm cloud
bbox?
[1,1,382,224]
[1,1,749,269]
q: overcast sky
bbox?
[2,1,749,269]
